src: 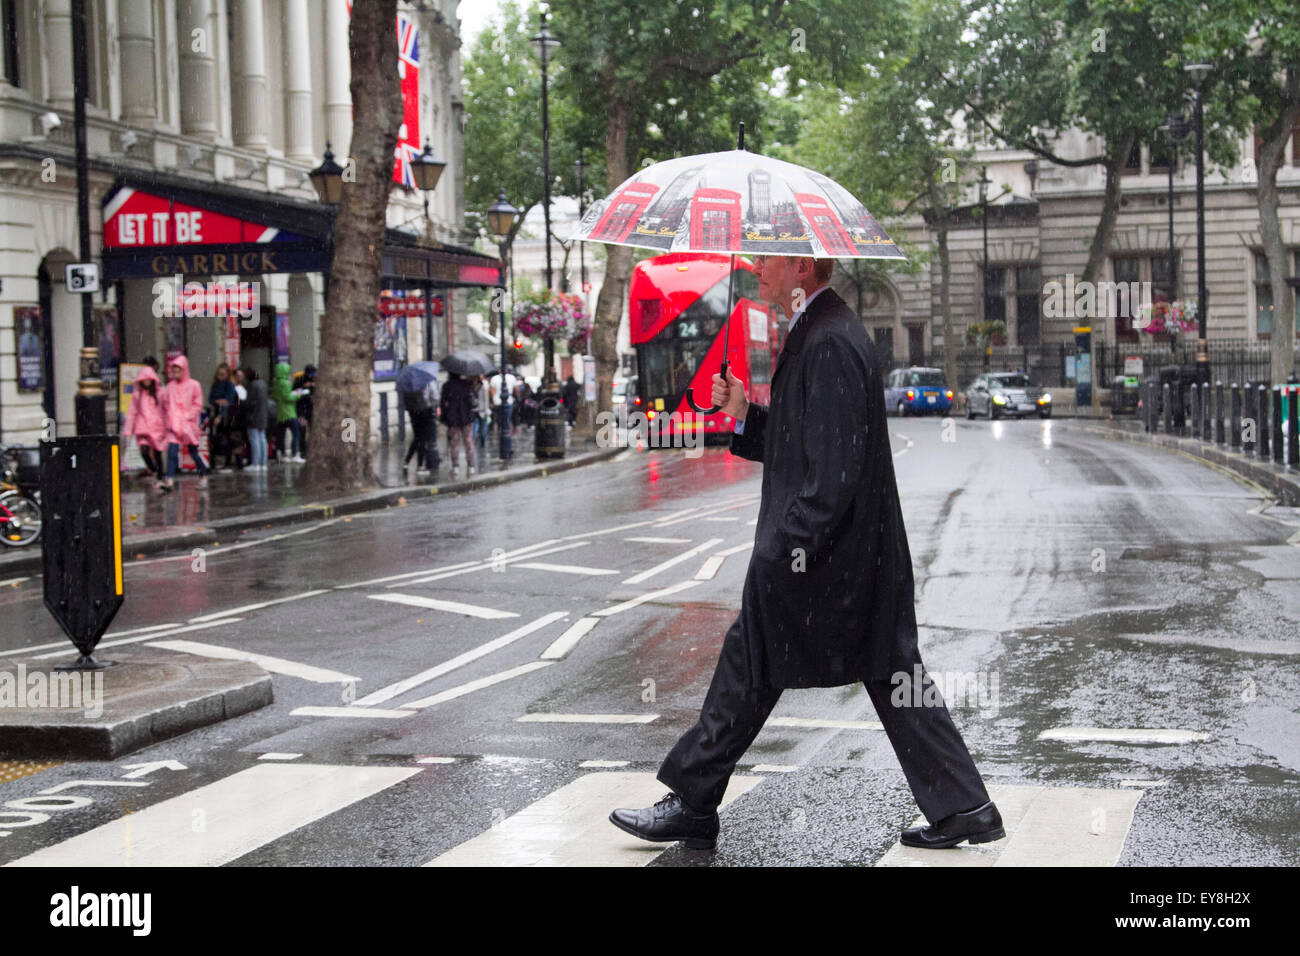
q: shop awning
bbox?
[99,171,501,288]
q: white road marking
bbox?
[877,784,1143,868]
[368,593,519,620]
[339,559,484,589]
[652,499,759,528]
[125,517,345,568]
[625,536,692,544]
[258,753,302,761]
[4,763,420,867]
[750,764,799,773]
[147,639,359,684]
[425,772,761,867]
[399,661,554,710]
[353,612,567,707]
[402,541,592,585]
[28,620,240,659]
[0,577,30,587]
[514,562,619,576]
[768,717,885,731]
[1037,727,1210,745]
[517,713,657,724]
[1120,779,1167,788]
[715,542,754,556]
[416,757,457,764]
[746,519,757,525]
[290,706,411,718]
[592,579,704,617]
[539,617,601,661]
[189,589,330,623]
[893,431,915,458]
[703,516,740,522]
[622,538,725,584]
[2,621,183,658]
[579,760,630,768]
[694,555,726,580]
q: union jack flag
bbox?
[393,12,421,188]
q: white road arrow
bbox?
[120,760,188,780]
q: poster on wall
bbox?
[373,312,407,381]
[14,306,44,392]
[94,305,120,390]
[224,315,242,371]
[275,311,291,366]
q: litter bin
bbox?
[534,395,566,460]
[1110,375,1139,414]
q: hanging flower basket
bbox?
[1135,299,1197,336]
[513,290,590,347]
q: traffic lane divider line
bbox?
[147,639,360,684]
[189,589,330,623]
[622,538,725,585]
[352,612,567,707]
[27,620,240,659]
[591,580,704,617]
[368,593,520,620]
[398,661,555,710]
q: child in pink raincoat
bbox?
[161,354,209,490]
[122,365,167,486]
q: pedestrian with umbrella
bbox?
[576,125,1001,851]
[396,360,441,477]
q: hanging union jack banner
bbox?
[345,2,421,188]
[394,11,422,189]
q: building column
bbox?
[177,0,217,138]
[118,0,158,123]
[282,0,314,162]
[323,0,351,152]
[230,0,267,149]
[43,0,74,108]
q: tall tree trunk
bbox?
[1257,68,1300,386]
[590,97,632,420]
[301,1,403,494]
[1080,132,1134,287]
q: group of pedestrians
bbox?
[122,353,316,491]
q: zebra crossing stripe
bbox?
[4,763,421,867]
[424,772,761,867]
[876,784,1143,868]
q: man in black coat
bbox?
[610,255,1002,852]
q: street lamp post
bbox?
[978,166,991,369]
[411,140,447,361]
[574,151,589,309]
[1185,62,1212,384]
[1158,112,1191,347]
[488,191,520,469]
[71,0,104,435]
[531,13,560,390]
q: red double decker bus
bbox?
[629,253,776,444]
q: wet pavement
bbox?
[1,418,1297,866]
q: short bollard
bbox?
[1163,383,1173,435]
[1190,383,1201,440]
[1258,384,1270,459]
[1230,382,1241,449]
[1214,381,1225,444]
[1242,381,1255,455]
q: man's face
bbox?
[754,255,814,313]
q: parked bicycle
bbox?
[0,444,42,548]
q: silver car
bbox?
[966,372,1052,419]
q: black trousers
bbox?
[658,615,991,823]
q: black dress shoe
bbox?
[900,800,1005,849]
[609,792,719,850]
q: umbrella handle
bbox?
[686,360,728,415]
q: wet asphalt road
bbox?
[1,418,1297,866]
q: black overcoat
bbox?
[732,287,923,689]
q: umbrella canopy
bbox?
[567,148,904,259]
[395,360,440,394]
[441,350,496,376]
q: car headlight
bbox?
[1038,393,1051,403]
[992,394,1007,404]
